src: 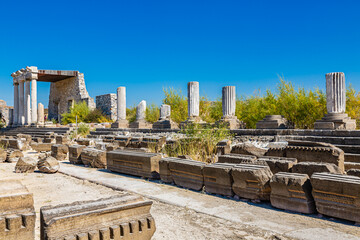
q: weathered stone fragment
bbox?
[311,173,360,222]
[231,142,267,157]
[51,144,68,161]
[31,143,53,152]
[232,164,273,200]
[68,145,86,164]
[347,169,360,177]
[107,150,162,179]
[114,135,131,147]
[141,136,166,152]
[0,180,36,240]
[40,194,155,240]
[216,139,232,155]
[168,158,206,191]
[15,156,37,173]
[270,172,316,214]
[265,147,286,157]
[256,115,288,129]
[6,149,23,163]
[37,156,60,174]
[55,135,69,145]
[159,157,176,183]
[217,154,257,164]
[43,138,54,144]
[257,156,297,174]
[292,162,342,177]
[76,138,92,146]
[81,148,106,168]
[285,141,345,172]
[203,163,235,196]
[127,136,143,148]
[0,148,7,162]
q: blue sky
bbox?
[1,0,360,108]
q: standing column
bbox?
[326,72,346,114]
[222,86,236,117]
[136,100,146,120]
[25,79,31,125]
[13,83,19,126]
[160,104,171,120]
[18,78,25,125]
[31,79,37,124]
[117,87,126,120]
[188,81,200,118]
[37,103,44,125]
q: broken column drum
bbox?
[137,100,146,120]
[160,104,171,120]
[153,104,179,129]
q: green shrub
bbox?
[347,85,360,128]
[126,106,137,123]
[77,123,90,137]
[163,88,188,124]
[61,101,110,124]
[145,103,160,123]
[84,108,110,123]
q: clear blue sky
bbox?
[1,0,360,108]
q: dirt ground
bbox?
[1,162,283,240]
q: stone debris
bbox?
[6,149,23,163]
[37,156,60,174]
[15,156,37,173]
[107,150,162,179]
[292,162,342,177]
[55,135,69,145]
[256,115,288,129]
[311,172,360,223]
[127,136,143,148]
[68,144,86,164]
[0,180,36,240]
[51,144,69,161]
[270,172,316,214]
[168,158,206,191]
[347,169,360,177]
[232,164,273,201]
[231,142,268,157]
[30,142,53,152]
[114,135,131,147]
[257,156,297,174]
[0,148,7,162]
[40,194,155,240]
[217,153,257,164]
[203,163,235,197]
[216,139,232,155]
[81,148,107,168]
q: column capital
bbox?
[25,66,38,80]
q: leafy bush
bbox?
[346,85,360,127]
[61,101,110,124]
[162,88,188,124]
[77,123,90,137]
[145,103,160,123]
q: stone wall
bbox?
[0,100,13,126]
[96,93,117,121]
[48,73,95,121]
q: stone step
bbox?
[278,135,360,145]
[344,162,360,170]
[345,153,360,163]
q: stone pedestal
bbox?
[153,104,179,129]
[256,115,288,129]
[315,72,356,130]
[130,100,152,129]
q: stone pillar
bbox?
[18,78,25,125]
[129,100,152,129]
[13,83,19,126]
[111,86,129,128]
[136,100,146,120]
[31,79,37,124]
[37,103,44,125]
[315,72,356,130]
[217,86,243,129]
[222,86,236,117]
[25,80,31,125]
[326,72,346,114]
[188,81,200,118]
[153,104,179,129]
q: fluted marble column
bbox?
[18,79,25,125]
[117,87,126,121]
[188,81,199,117]
[222,86,236,117]
[13,83,19,125]
[25,80,31,125]
[136,100,146,120]
[31,79,37,124]
[326,72,346,114]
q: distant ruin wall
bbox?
[48,73,95,121]
[96,94,117,121]
[0,100,13,126]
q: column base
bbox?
[180,116,207,128]
[129,120,152,129]
[314,113,356,130]
[111,120,129,128]
[153,119,179,129]
[216,116,245,129]
[256,115,288,129]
